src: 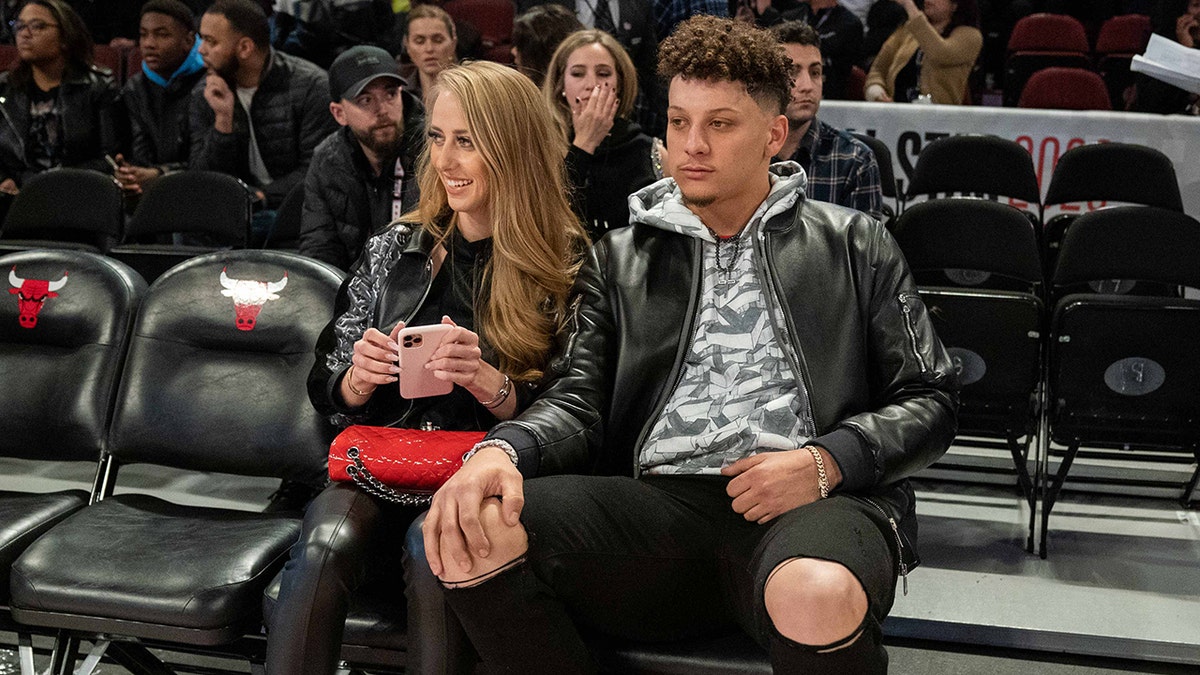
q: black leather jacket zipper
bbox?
[758,225,819,432]
[630,236,704,478]
[898,292,928,374]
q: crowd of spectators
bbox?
[0,0,1195,251]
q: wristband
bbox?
[807,446,830,499]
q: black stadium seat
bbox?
[905,134,1043,228]
[109,170,254,283]
[1041,206,1200,557]
[0,250,145,659]
[893,200,1046,550]
[0,169,124,255]
[9,250,343,671]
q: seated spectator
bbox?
[272,0,396,70]
[189,0,337,244]
[545,29,657,237]
[265,60,586,675]
[0,0,120,197]
[861,0,907,67]
[403,3,458,110]
[1134,0,1200,114]
[781,1,867,100]
[298,46,424,270]
[115,0,206,195]
[521,0,663,135]
[512,3,584,86]
[865,0,981,104]
[423,16,956,674]
[773,21,883,218]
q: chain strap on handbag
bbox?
[345,446,437,506]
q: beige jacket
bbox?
[865,14,982,105]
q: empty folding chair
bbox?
[1042,142,1183,273]
[851,132,900,226]
[1003,13,1093,106]
[892,200,1045,549]
[905,134,1043,227]
[108,170,253,283]
[1095,14,1152,109]
[0,249,145,668]
[0,169,124,255]
[1017,67,1112,110]
[1041,207,1200,557]
[9,250,342,674]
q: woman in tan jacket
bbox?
[864,0,981,105]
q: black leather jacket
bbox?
[489,192,959,570]
[0,67,121,186]
[309,224,535,431]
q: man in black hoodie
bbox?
[116,0,206,194]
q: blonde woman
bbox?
[403,3,458,109]
[267,61,587,675]
[545,29,658,238]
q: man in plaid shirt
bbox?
[773,20,883,220]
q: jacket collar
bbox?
[629,162,808,241]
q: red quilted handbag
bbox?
[329,425,487,505]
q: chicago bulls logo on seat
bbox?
[8,267,68,329]
[219,268,288,331]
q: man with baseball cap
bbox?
[298,45,424,270]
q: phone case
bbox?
[397,324,455,399]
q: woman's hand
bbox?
[341,322,404,403]
[893,0,921,20]
[571,83,619,155]
[1178,12,1198,49]
[0,178,18,195]
[426,316,519,418]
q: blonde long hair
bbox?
[401,61,587,383]
[542,30,639,140]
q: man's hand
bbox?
[204,72,236,133]
[423,446,525,577]
[0,178,18,195]
[721,447,843,524]
[113,154,160,193]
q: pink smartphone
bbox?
[397,323,454,399]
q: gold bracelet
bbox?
[807,446,830,499]
[345,365,370,397]
[480,374,512,409]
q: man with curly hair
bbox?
[422,14,958,673]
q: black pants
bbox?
[266,482,473,675]
[443,475,899,674]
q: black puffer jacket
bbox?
[188,49,337,208]
[121,67,206,173]
[488,182,959,572]
[0,67,121,186]
[298,89,424,271]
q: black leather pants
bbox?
[265,483,403,674]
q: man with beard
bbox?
[115,0,206,195]
[189,0,335,244]
[774,20,883,218]
[298,46,423,270]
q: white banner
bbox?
[820,101,1200,220]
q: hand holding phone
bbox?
[398,323,455,398]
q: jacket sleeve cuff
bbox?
[487,425,540,479]
[813,426,875,493]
